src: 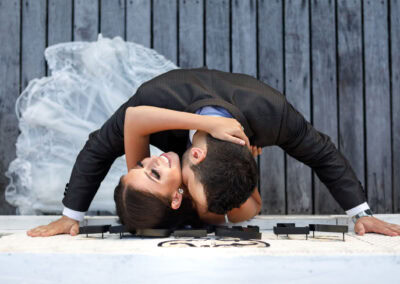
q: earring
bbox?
[178,188,184,194]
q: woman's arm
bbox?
[199,187,262,225]
[124,106,249,169]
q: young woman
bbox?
[114,106,262,232]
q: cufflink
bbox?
[64,183,69,196]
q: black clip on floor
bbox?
[109,225,129,239]
[309,224,349,241]
[79,225,111,239]
[215,225,261,240]
[273,223,309,240]
[80,225,172,239]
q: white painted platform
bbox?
[1,215,400,284]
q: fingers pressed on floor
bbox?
[37,228,49,233]
[380,228,397,236]
[389,224,400,231]
[28,231,40,237]
[31,226,45,231]
[29,229,42,234]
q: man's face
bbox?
[181,148,208,215]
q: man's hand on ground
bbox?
[27,216,79,237]
[354,216,400,236]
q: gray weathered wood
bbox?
[205,0,229,71]
[153,0,178,64]
[179,0,204,68]
[284,0,312,214]
[231,0,257,77]
[101,0,125,39]
[311,0,342,214]
[231,0,258,209]
[74,0,99,41]
[126,0,151,47]
[48,0,73,46]
[363,0,392,213]
[21,0,47,89]
[337,0,365,209]
[391,0,400,213]
[258,0,285,214]
[0,0,19,214]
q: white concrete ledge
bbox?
[1,253,400,284]
[1,215,399,284]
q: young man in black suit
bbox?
[28,68,400,237]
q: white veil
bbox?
[5,35,178,214]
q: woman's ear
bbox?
[171,191,183,210]
[189,147,206,165]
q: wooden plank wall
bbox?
[0,0,398,215]
[0,0,20,214]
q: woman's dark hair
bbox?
[114,178,201,233]
[190,135,258,214]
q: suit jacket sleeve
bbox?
[62,102,128,212]
[275,99,367,210]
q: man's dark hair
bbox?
[190,135,258,214]
[114,178,201,233]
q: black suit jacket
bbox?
[62,67,367,212]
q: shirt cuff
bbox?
[345,202,370,217]
[63,207,85,222]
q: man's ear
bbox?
[171,191,183,210]
[189,147,206,165]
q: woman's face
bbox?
[123,152,182,198]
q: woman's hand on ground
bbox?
[206,117,250,148]
[27,216,79,237]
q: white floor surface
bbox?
[1,215,399,284]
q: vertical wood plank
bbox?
[258,0,286,214]
[48,0,73,46]
[153,0,178,64]
[126,0,151,47]
[284,0,312,214]
[391,0,400,212]
[21,0,47,89]
[231,0,257,77]
[101,0,125,38]
[337,0,365,210]
[179,0,204,68]
[311,0,342,214]
[205,0,230,71]
[0,0,19,214]
[364,0,392,213]
[74,0,99,41]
